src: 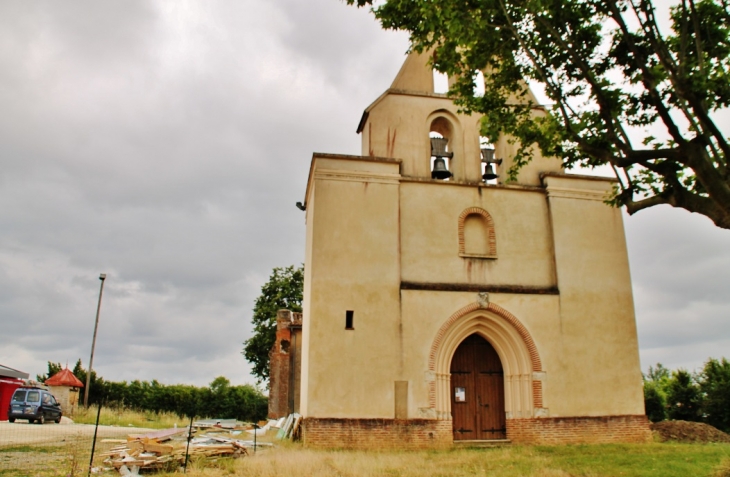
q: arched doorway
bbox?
[450,334,506,440]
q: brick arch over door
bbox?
[428,302,543,421]
[458,207,496,257]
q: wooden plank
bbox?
[127,427,187,441]
[143,442,174,455]
[127,441,143,451]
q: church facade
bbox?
[297,51,650,447]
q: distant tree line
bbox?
[644,358,730,433]
[38,360,267,422]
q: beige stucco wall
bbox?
[399,182,555,287]
[399,285,643,419]
[301,156,644,421]
[399,291,558,418]
[362,92,483,182]
[542,174,645,416]
[301,155,403,418]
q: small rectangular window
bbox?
[345,310,354,330]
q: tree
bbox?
[643,363,671,422]
[36,362,63,382]
[70,359,106,406]
[242,265,304,384]
[666,369,702,421]
[698,357,730,432]
[347,0,730,229]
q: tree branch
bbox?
[608,3,687,145]
[624,184,730,229]
[631,0,730,163]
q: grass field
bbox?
[1,442,729,476]
[176,443,730,477]
[2,424,729,476]
[70,406,187,429]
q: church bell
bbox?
[482,163,498,181]
[431,137,453,180]
[481,146,501,182]
[432,157,452,179]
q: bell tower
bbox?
[357,50,562,185]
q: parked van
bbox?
[7,386,62,424]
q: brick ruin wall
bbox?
[267,352,290,419]
[301,415,651,448]
[268,310,303,419]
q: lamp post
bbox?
[84,273,106,408]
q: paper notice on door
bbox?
[454,387,466,402]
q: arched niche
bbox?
[458,207,497,258]
[426,110,462,180]
[428,302,544,421]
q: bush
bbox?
[38,360,267,421]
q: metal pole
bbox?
[253,423,257,453]
[88,402,102,477]
[84,274,106,408]
[184,415,194,473]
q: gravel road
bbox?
[0,421,153,446]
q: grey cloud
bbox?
[0,0,727,387]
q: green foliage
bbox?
[347,0,730,229]
[643,359,730,432]
[92,376,267,421]
[643,363,671,422]
[242,265,304,384]
[47,359,267,421]
[666,369,702,421]
[699,357,730,432]
[36,362,63,382]
[644,382,667,423]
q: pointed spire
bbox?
[390,49,435,93]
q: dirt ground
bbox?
[0,420,153,446]
[0,421,156,475]
[651,420,730,444]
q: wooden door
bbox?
[450,334,506,440]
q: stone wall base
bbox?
[302,415,652,448]
[302,418,452,449]
[506,415,652,444]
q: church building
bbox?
[296,51,650,447]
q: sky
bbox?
[0,1,727,388]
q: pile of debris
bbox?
[101,425,271,474]
[274,413,302,440]
[651,420,730,444]
[97,415,303,474]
